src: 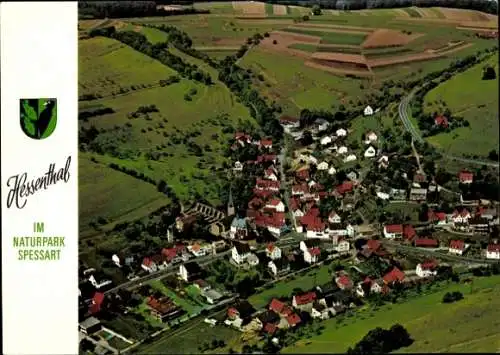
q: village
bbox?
[78,106,500,355]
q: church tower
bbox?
[227,186,235,217]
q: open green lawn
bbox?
[402,7,422,18]
[79,37,176,97]
[383,201,421,222]
[239,47,368,115]
[79,154,169,236]
[283,275,500,353]
[150,280,203,315]
[282,28,368,45]
[138,317,241,354]
[248,264,333,309]
[424,53,499,156]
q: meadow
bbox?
[79,37,177,97]
[282,28,368,45]
[423,53,499,156]
[282,275,500,353]
[79,153,169,237]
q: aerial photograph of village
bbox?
[77,0,499,354]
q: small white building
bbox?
[337,146,348,155]
[343,154,357,163]
[328,211,341,224]
[335,239,350,253]
[233,161,243,172]
[364,131,378,144]
[317,161,329,171]
[376,191,390,200]
[364,146,376,158]
[328,167,336,175]
[378,155,389,169]
[304,247,321,264]
[416,261,438,278]
[486,244,500,259]
[266,244,282,260]
[232,243,252,265]
[336,128,347,137]
[320,136,333,146]
[364,105,374,116]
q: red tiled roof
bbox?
[434,115,449,127]
[294,292,317,305]
[255,179,280,190]
[267,198,282,206]
[403,225,416,241]
[261,139,273,147]
[487,244,500,253]
[449,240,465,251]
[336,275,352,288]
[336,181,354,194]
[267,243,276,252]
[161,248,177,261]
[142,257,153,267]
[289,197,300,211]
[296,169,310,180]
[420,259,438,270]
[366,239,381,251]
[428,210,446,222]
[264,323,277,334]
[383,267,405,284]
[414,238,439,247]
[235,132,251,141]
[257,154,277,163]
[90,292,105,314]
[227,307,238,318]
[459,171,473,182]
[385,224,403,234]
[286,313,302,326]
[269,298,286,314]
[248,196,263,209]
[309,247,321,256]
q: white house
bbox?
[364,105,374,116]
[328,167,336,175]
[230,217,248,239]
[304,247,321,264]
[88,274,112,289]
[265,198,285,213]
[347,171,357,181]
[376,191,390,200]
[233,161,243,172]
[364,146,376,158]
[335,239,350,253]
[448,240,467,255]
[264,168,278,181]
[306,222,328,239]
[451,209,471,224]
[247,253,260,267]
[337,146,348,155]
[315,118,330,132]
[320,136,332,146]
[328,211,341,224]
[232,243,252,265]
[141,257,158,273]
[336,128,347,137]
[378,155,389,169]
[343,154,357,163]
[486,244,500,259]
[317,161,329,171]
[364,131,378,144]
[266,244,282,260]
[292,207,305,219]
[416,260,438,278]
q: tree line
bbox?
[264,0,497,14]
[78,1,209,19]
[89,27,213,85]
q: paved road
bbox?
[398,92,499,168]
[381,239,497,264]
[105,237,303,295]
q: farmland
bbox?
[423,53,499,156]
[282,275,500,353]
[79,153,169,237]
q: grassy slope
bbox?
[423,53,499,156]
[79,33,253,204]
[283,275,500,353]
[79,37,177,97]
[239,47,367,116]
[79,153,169,236]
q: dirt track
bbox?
[270,30,322,43]
[361,29,423,48]
[293,22,373,33]
[305,60,373,77]
[288,25,370,35]
[311,52,366,64]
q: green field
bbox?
[283,28,368,45]
[402,7,422,18]
[79,37,177,97]
[150,280,203,315]
[79,154,169,236]
[423,53,499,156]
[283,275,500,353]
[248,264,332,309]
[240,46,368,115]
[288,43,362,54]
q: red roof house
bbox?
[286,313,302,327]
[293,292,317,306]
[383,267,405,284]
[434,115,449,128]
[403,225,416,242]
[260,139,273,148]
[366,239,381,251]
[263,323,277,334]
[269,298,290,315]
[336,274,353,289]
[90,292,105,314]
[336,181,354,195]
[459,171,474,184]
[296,168,310,181]
[449,240,465,253]
[428,210,447,223]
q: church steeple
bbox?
[227,185,235,217]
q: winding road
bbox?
[398,92,499,168]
